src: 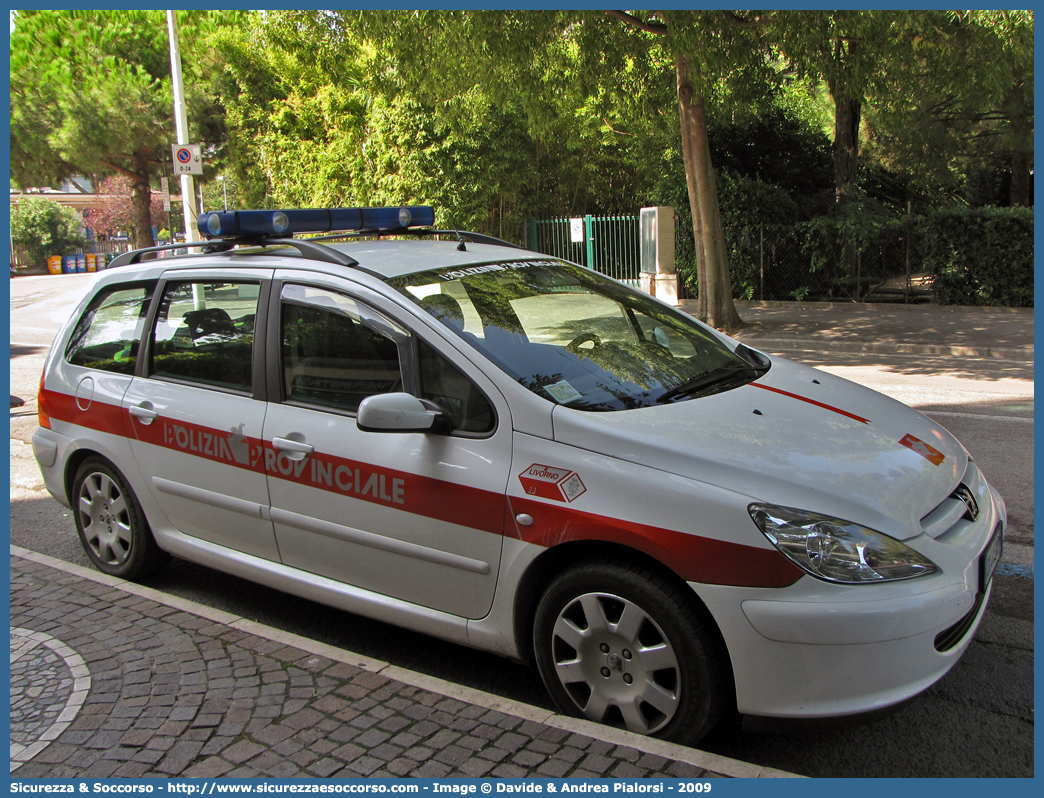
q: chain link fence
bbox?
[721,220,927,303]
[526,213,931,304]
[677,216,933,304]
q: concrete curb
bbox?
[730,299,1034,315]
[732,336,1034,361]
[10,545,805,779]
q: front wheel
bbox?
[533,559,727,746]
[72,456,168,580]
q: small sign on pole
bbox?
[160,177,171,211]
[171,143,203,176]
[569,218,583,244]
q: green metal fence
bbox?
[527,215,641,286]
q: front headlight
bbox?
[749,503,937,584]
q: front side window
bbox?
[280,285,404,413]
[150,281,259,391]
[66,283,155,374]
[390,260,768,412]
[418,340,495,434]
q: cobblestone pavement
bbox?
[10,548,799,779]
[11,626,92,766]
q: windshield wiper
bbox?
[657,362,767,403]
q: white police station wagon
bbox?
[33,206,1005,746]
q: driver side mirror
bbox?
[357,392,451,434]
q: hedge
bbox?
[917,207,1034,307]
[709,196,1034,306]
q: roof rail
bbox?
[307,227,527,251]
[105,226,527,271]
[426,229,527,251]
[107,237,359,269]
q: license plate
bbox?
[979,526,1003,591]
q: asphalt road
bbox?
[8,273,1034,778]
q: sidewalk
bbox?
[678,300,1034,361]
[10,547,799,780]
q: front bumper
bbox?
[694,483,1005,719]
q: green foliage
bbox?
[919,207,1034,306]
[774,10,1034,210]
[201,175,239,213]
[864,12,1034,208]
[708,109,834,218]
[791,198,904,300]
[211,10,684,242]
[10,198,86,254]
[11,11,221,182]
[202,9,1034,310]
[656,107,836,300]
[10,8,1025,309]
[716,172,799,300]
[11,10,242,247]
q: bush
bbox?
[790,197,905,301]
[717,171,799,300]
[10,197,86,254]
[919,207,1034,307]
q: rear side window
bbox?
[66,283,156,374]
[150,281,259,392]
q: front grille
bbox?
[934,590,985,652]
[933,520,1000,653]
[920,461,984,540]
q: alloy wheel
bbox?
[549,591,681,735]
[78,471,133,567]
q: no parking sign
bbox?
[171,143,203,175]
[569,217,583,243]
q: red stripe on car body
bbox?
[509,495,803,588]
[44,389,802,588]
[261,443,507,536]
[751,383,870,425]
[42,388,130,438]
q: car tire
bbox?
[72,456,169,581]
[533,557,727,747]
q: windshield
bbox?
[388,259,767,411]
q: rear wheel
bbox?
[72,456,168,580]
[533,558,727,746]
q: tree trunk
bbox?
[828,35,861,206]
[832,93,861,293]
[675,54,741,332]
[1008,92,1032,207]
[131,150,155,250]
[1010,148,1031,207]
[832,94,861,204]
[676,56,707,320]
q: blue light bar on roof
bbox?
[197,206,435,239]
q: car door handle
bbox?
[272,437,314,457]
[129,404,159,424]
